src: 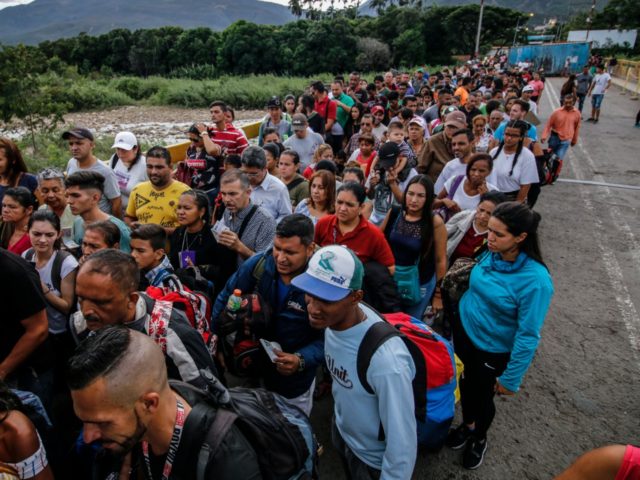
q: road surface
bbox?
[311,77,640,479]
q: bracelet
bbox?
[43,288,51,295]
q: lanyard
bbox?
[142,400,186,480]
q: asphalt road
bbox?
[310,77,640,479]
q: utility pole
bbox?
[585,0,596,41]
[474,0,485,59]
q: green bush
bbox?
[57,79,133,111]
[112,76,165,100]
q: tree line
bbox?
[4,5,526,79]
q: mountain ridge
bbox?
[0,0,295,44]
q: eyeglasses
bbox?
[504,132,522,138]
[361,122,373,127]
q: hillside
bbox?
[359,0,607,22]
[0,0,294,44]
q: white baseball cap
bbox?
[292,245,364,302]
[111,131,137,150]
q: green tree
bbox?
[0,45,69,151]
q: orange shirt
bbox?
[454,86,469,106]
[542,107,581,145]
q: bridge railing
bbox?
[611,59,640,98]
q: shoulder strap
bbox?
[25,248,35,262]
[196,407,238,480]
[383,206,402,240]
[357,321,401,394]
[110,153,119,170]
[251,254,268,286]
[51,250,74,293]
[237,205,258,241]
[448,174,465,200]
[286,176,305,192]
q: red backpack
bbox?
[357,312,457,430]
[145,283,213,352]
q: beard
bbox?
[100,409,147,458]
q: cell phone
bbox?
[179,250,196,268]
[260,339,282,363]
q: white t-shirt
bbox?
[592,73,611,95]
[443,176,497,212]
[434,158,466,194]
[23,251,78,334]
[112,156,148,213]
[487,147,539,192]
[284,132,325,170]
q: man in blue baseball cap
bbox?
[292,245,417,479]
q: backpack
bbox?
[25,249,78,315]
[145,282,213,353]
[217,291,272,377]
[535,149,563,186]
[170,371,317,480]
[357,312,457,441]
[25,248,75,294]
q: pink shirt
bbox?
[528,80,544,97]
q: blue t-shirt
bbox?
[494,121,537,143]
[0,173,38,204]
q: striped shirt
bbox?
[207,123,249,156]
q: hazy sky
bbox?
[0,0,291,9]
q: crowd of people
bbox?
[0,61,637,480]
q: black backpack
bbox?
[170,371,317,480]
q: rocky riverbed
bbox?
[1,105,265,144]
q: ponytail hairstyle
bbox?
[180,189,211,225]
[492,119,528,177]
[28,209,63,250]
[491,201,546,267]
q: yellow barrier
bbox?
[167,120,262,164]
[612,59,640,98]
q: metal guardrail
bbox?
[166,120,262,164]
[611,59,640,98]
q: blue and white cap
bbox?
[292,245,364,302]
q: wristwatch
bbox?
[294,353,305,372]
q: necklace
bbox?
[181,227,202,252]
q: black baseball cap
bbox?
[62,127,94,141]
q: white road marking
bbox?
[545,81,640,360]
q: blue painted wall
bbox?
[508,43,591,74]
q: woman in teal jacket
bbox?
[445,201,554,470]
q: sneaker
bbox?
[463,436,488,470]
[594,119,599,123]
[445,424,473,450]
[586,118,594,122]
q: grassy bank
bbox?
[41,73,343,111]
[39,68,445,112]
[18,132,160,173]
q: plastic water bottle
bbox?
[227,289,242,312]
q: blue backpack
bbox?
[357,312,457,446]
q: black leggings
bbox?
[452,314,510,440]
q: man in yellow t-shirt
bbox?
[125,146,190,234]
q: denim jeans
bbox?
[405,274,436,320]
[548,133,571,160]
